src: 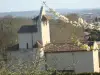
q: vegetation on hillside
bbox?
[0,16,33,63]
[0,16,33,50]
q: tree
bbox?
[87,29,100,41]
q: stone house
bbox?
[44,42,99,73]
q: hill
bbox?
[0,8,100,18]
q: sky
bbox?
[0,0,100,12]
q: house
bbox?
[44,41,100,73]
[9,6,100,73]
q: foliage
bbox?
[0,16,33,69]
[71,34,91,51]
[0,69,100,75]
[44,2,100,30]
[86,29,100,41]
[0,16,33,50]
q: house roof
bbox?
[44,43,88,53]
[33,15,50,21]
[18,25,38,33]
[44,41,96,53]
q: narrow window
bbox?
[26,43,28,49]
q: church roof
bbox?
[18,25,38,33]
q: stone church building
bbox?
[18,6,50,49]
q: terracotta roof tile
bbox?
[44,43,88,53]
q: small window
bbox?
[26,43,28,49]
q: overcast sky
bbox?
[0,0,100,12]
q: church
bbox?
[18,6,50,49]
[17,6,100,73]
